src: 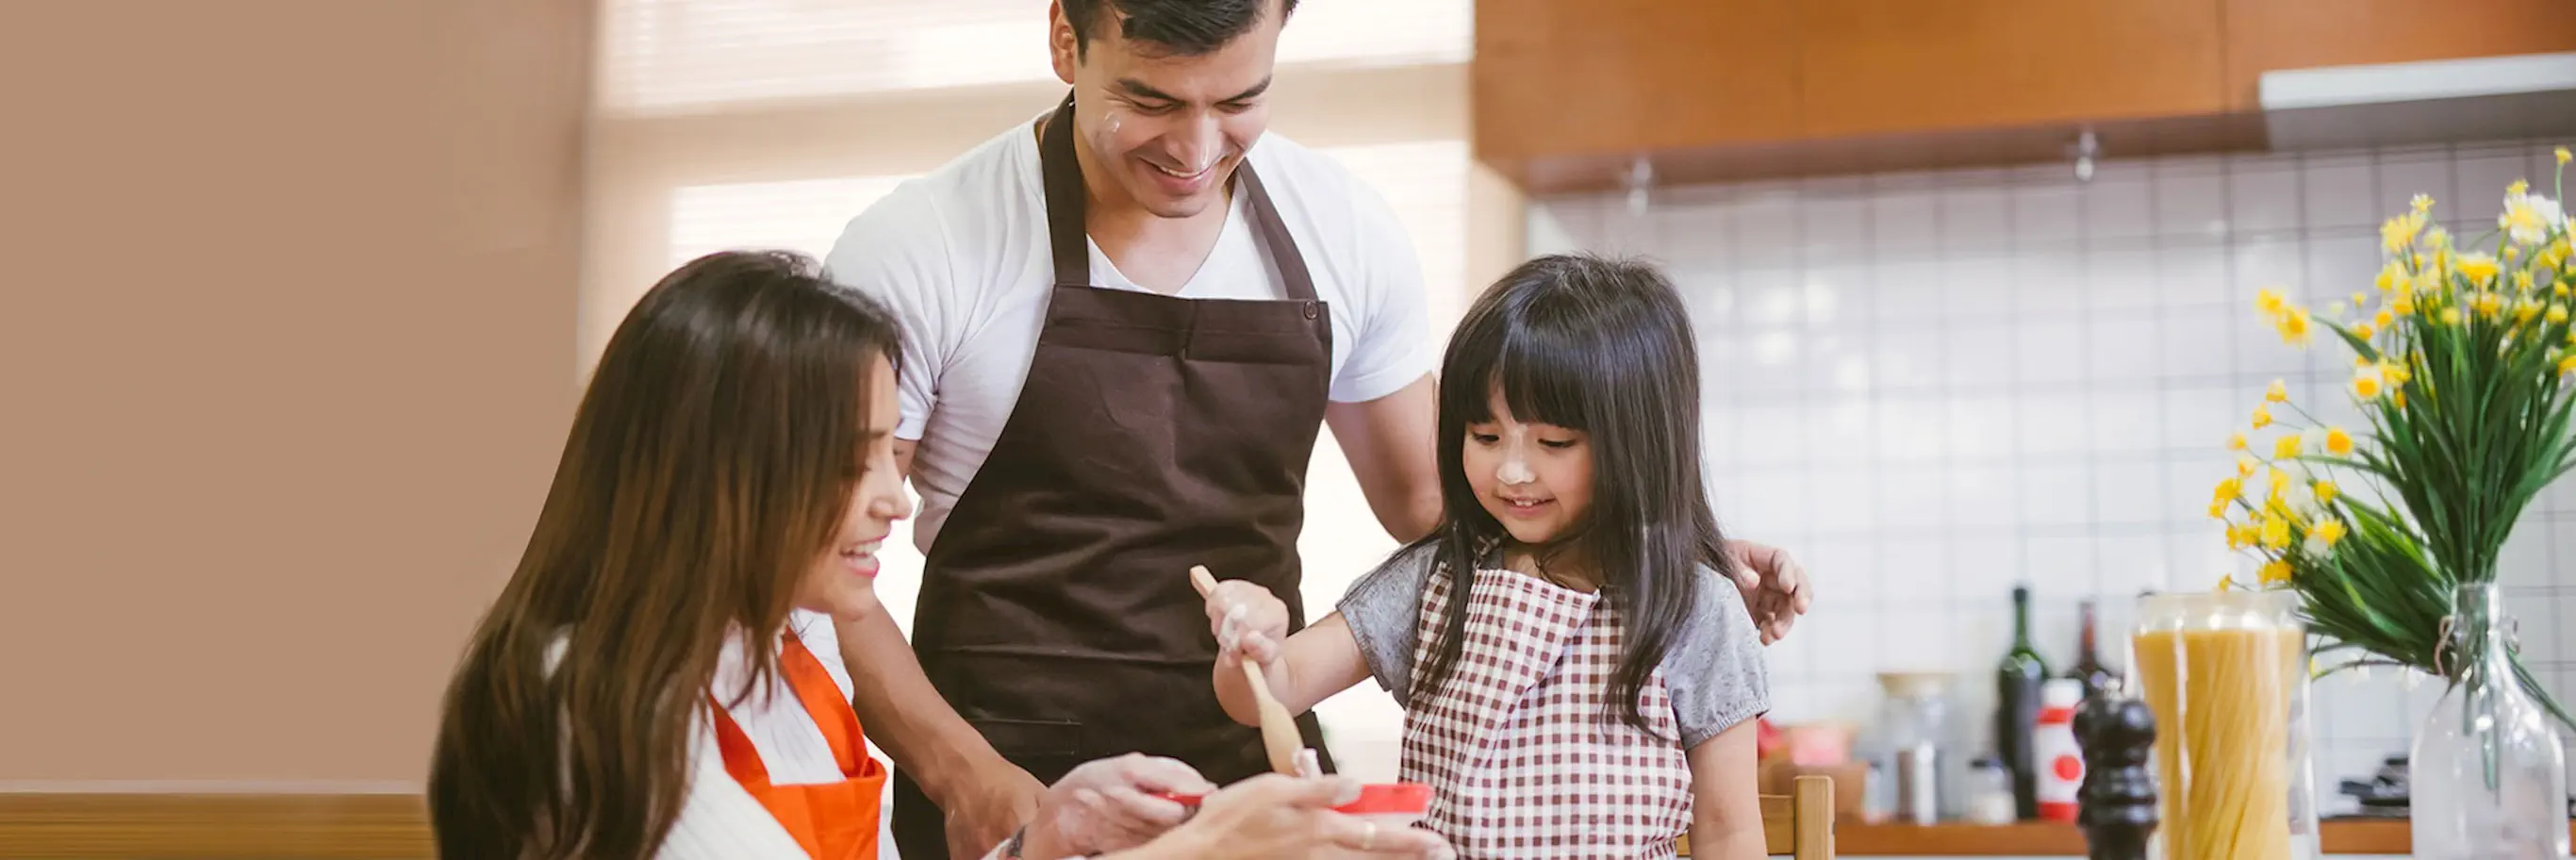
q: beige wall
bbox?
[0,0,596,786]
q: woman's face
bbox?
[794,355,911,620]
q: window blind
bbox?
[599,0,1471,114]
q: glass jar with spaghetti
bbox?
[2131,590,2320,860]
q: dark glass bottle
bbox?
[1996,585,2053,820]
[2070,599,2119,703]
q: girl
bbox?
[1202,253,1773,859]
[426,250,1442,860]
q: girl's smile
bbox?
[1464,389,1593,545]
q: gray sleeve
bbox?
[1666,568,1773,749]
[1334,543,1438,703]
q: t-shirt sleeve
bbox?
[821,184,955,441]
[1333,543,1438,701]
[1328,177,1436,405]
[1667,568,1773,749]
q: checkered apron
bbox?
[1397,566,1695,859]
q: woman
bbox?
[426,250,1448,860]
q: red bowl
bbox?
[1157,782,1432,816]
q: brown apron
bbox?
[890,91,1337,858]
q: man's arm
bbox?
[837,439,1047,856]
[1324,374,1443,542]
[837,443,1002,789]
[826,187,1044,856]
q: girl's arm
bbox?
[1211,610,1371,726]
[1684,719,1767,860]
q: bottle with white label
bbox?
[2033,678,2086,822]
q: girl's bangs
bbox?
[1453,318,1600,430]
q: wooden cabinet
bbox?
[1473,0,2576,192]
[1795,0,2227,138]
[2222,0,2576,109]
[1473,0,1799,166]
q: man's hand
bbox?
[943,760,1048,860]
[1725,539,1811,645]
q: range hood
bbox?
[2257,51,2576,149]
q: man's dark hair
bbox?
[1062,0,1297,58]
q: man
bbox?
[823,2,1811,857]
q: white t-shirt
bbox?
[824,118,1436,550]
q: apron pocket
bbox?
[968,717,1084,758]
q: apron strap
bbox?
[1036,88,1320,305]
[1232,165,1318,303]
[1040,91,1092,289]
[706,634,871,788]
[779,633,867,772]
[706,694,775,790]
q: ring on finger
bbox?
[1360,820,1378,851]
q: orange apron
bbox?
[707,634,886,860]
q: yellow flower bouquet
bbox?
[2213,146,2575,727]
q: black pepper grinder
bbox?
[2072,692,2158,860]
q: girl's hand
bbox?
[1202,580,1291,671]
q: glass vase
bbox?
[2131,590,2319,860]
[2408,581,2571,860]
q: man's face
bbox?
[1049,0,1281,220]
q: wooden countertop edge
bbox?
[0,792,433,859]
[0,792,2551,858]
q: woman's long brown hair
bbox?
[427,250,903,859]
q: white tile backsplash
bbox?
[2018,254,2089,315]
[2094,460,2169,526]
[1941,186,2016,253]
[2085,177,2157,242]
[2302,153,2380,230]
[2159,308,2237,381]
[1532,138,2576,783]
[2014,183,2085,246]
[2373,148,2457,223]
[2456,144,2539,212]
[2228,155,2305,234]
[2156,170,2231,240]
[2157,244,2232,308]
[1944,256,2020,316]
[2092,391,2164,453]
[1948,465,2019,530]
[2019,463,2092,525]
[2016,321,2087,385]
[1877,464,1951,531]
[2088,315,2162,384]
[2089,248,2165,312]
[1874,191,1943,254]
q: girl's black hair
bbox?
[1393,252,1735,735]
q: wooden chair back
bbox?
[1676,773,1835,859]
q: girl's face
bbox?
[1463,388,1594,548]
[795,355,912,620]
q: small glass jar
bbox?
[2131,590,2319,860]
[1965,756,2018,825]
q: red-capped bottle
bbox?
[2033,678,2086,822]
